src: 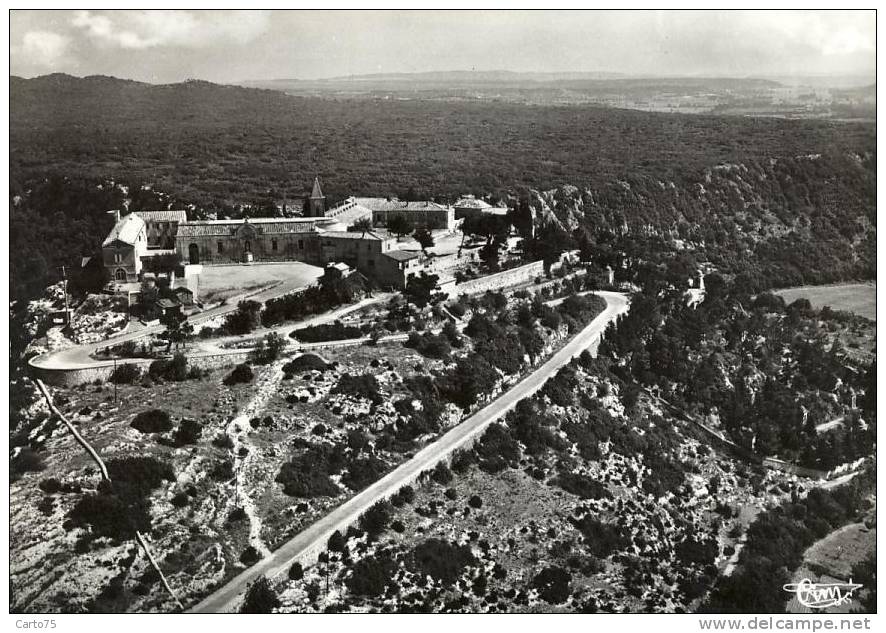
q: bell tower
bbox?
[308,176,326,215]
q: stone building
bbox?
[454,195,509,219]
[174,217,330,265]
[102,213,148,282]
[102,180,438,293]
[134,209,188,249]
[353,197,456,231]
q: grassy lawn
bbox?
[196,262,323,304]
[775,283,876,321]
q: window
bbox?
[217,241,224,254]
[272,239,278,251]
[298,240,304,249]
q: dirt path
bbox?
[225,360,289,557]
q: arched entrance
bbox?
[115,268,127,282]
[188,243,200,264]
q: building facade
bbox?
[102,182,439,292]
[174,217,330,265]
[353,197,456,231]
[102,213,148,282]
[135,209,188,249]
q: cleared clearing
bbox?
[775,283,876,321]
[195,262,323,304]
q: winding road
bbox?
[27,268,393,373]
[188,291,629,613]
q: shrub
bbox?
[332,373,383,404]
[531,566,572,604]
[212,433,235,450]
[210,459,235,481]
[405,331,452,360]
[228,507,247,522]
[276,443,345,498]
[240,546,261,565]
[407,538,476,585]
[468,495,483,509]
[430,462,453,485]
[288,562,304,581]
[148,353,189,382]
[327,530,346,552]
[240,576,280,613]
[291,322,362,343]
[130,409,173,434]
[110,363,141,384]
[346,554,398,597]
[170,492,189,508]
[39,477,62,493]
[448,302,466,318]
[358,501,392,540]
[342,457,387,491]
[553,472,612,500]
[11,448,46,479]
[450,449,476,473]
[68,456,173,541]
[396,485,416,505]
[224,363,254,386]
[282,354,330,374]
[173,419,202,446]
[474,423,520,473]
[569,516,629,558]
[225,300,262,336]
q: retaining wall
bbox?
[456,260,545,296]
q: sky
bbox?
[9,10,877,84]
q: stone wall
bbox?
[456,260,545,296]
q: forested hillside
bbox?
[9,74,876,303]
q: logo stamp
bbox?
[783,578,863,609]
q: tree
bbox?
[225,300,262,335]
[350,217,373,232]
[413,227,435,253]
[160,311,193,352]
[387,215,411,238]
[240,576,280,613]
[138,283,161,321]
[404,272,442,309]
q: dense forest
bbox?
[594,269,876,471]
[8,74,875,303]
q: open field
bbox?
[196,262,323,304]
[775,283,876,321]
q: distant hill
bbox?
[240,71,782,95]
[10,73,296,128]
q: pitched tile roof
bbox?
[320,230,388,241]
[384,249,420,262]
[454,196,493,209]
[134,210,188,223]
[325,198,374,224]
[353,197,451,212]
[103,213,145,247]
[176,217,323,237]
